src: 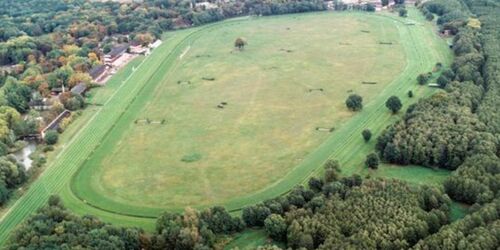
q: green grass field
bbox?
[0,8,452,245]
[74,11,408,213]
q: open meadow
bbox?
[0,8,451,243]
[74,12,408,212]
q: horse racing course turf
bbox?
[0,8,451,244]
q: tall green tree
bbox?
[365,153,379,169]
[345,94,363,111]
[264,214,287,241]
[385,96,402,113]
[362,129,372,142]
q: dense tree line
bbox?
[376,0,500,205]
[413,199,499,249]
[7,196,245,249]
[242,161,454,249]
[375,91,495,170]
[152,206,244,249]
[7,196,150,249]
[0,106,29,205]
[8,180,498,250]
[0,155,26,206]
[366,1,500,248]
[0,0,327,65]
[8,161,458,250]
[444,0,500,205]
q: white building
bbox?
[149,40,162,49]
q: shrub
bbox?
[242,204,271,227]
[181,153,202,163]
[0,182,8,206]
[385,96,403,114]
[362,129,372,142]
[442,69,455,79]
[65,94,85,111]
[234,37,246,50]
[42,145,54,152]
[365,153,379,169]
[264,214,287,241]
[437,75,450,88]
[417,73,431,85]
[308,177,324,192]
[365,4,375,12]
[0,142,7,157]
[399,8,408,17]
[44,131,59,145]
[59,116,73,132]
[345,94,363,111]
[426,13,434,21]
[32,156,47,168]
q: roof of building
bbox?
[89,64,106,79]
[71,83,87,95]
[51,87,63,93]
[29,98,52,106]
[42,110,71,135]
[107,44,129,58]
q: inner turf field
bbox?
[0,9,451,243]
[75,12,406,210]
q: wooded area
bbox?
[377,0,499,206]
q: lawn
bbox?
[0,8,452,244]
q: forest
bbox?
[8,160,499,249]
[7,168,457,249]
[374,0,500,247]
[376,0,499,206]
[3,0,500,249]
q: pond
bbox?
[12,142,37,171]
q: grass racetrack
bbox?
[75,12,408,213]
[0,8,451,244]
